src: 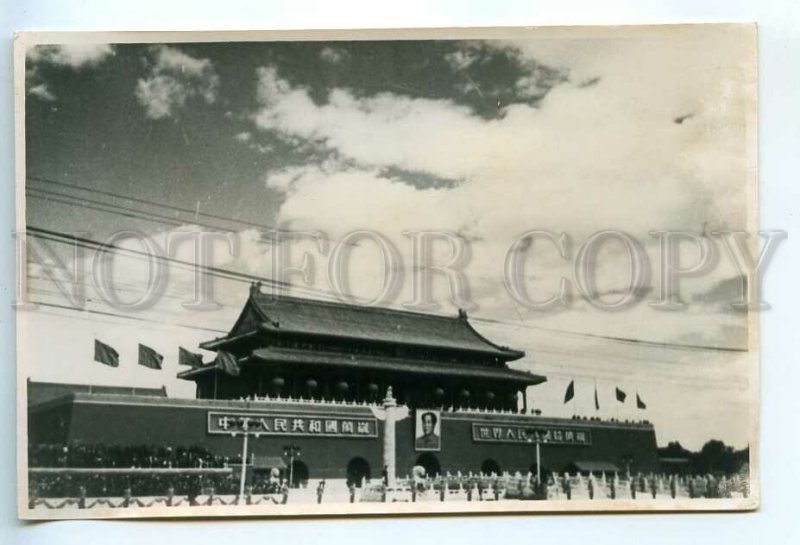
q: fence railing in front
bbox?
[27,468,749,509]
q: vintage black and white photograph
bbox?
[15,25,759,519]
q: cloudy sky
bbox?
[22,26,757,449]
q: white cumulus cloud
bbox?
[135,46,220,120]
[249,28,755,349]
[26,44,115,101]
[28,83,55,102]
[27,44,114,68]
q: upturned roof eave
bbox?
[198,330,260,351]
[177,364,215,380]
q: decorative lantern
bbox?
[486,391,495,401]
[305,378,318,390]
[434,387,445,398]
[272,377,285,388]
[459,389,471,399]
[337,380,349,393]
[368,383,379,394]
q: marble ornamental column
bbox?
[382,386,397,487]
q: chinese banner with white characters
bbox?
[208,411,378,438]
[471,423,592,445]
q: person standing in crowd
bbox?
[280,480,289,504]
[316,479,326,504]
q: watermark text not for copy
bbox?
[15,228,787,314]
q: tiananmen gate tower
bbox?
[28,283,659,486]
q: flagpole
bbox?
[214,370,218,400]
[238,432,249,503]
[536,440,541,483]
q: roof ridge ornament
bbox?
[250,281,263,296]
[458,308,468,320]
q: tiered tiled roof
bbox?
[202,289,525,361]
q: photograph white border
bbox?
[1,1,797,544]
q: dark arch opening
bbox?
[346,457,372,488]
[481,459,501,476]
[415,453,441,478]
[288,460,309,488]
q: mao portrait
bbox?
[415,410,441,451]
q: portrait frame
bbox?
[414,409,442,452]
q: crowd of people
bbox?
[392,469,748,501]
[28,442,255,499]
[569,415,652,425]
[29,442,233,469]
[29,471,243,499]
[28,442,747,503]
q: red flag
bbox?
[94,339,119,367]
[179,347,203,368]
[636,394,647,410]
[594,386,600,410]
[615,387,627,403]
[563,380,575,404]
[216,351,240,376]
[138,344,163,370]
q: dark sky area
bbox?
[25,40,566,240]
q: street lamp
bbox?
[526,429,549,484]
[231,431,261,503]
[283,445,302,488]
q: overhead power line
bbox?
[26,175,354,247]
[26,300,228,334]
[24,228,747,355]
[24,225,360,303]
[26,189,188,229]
[27,297,741,389]
[27,175,271,231]
[24,174,747,352]
[26,226,289,287]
